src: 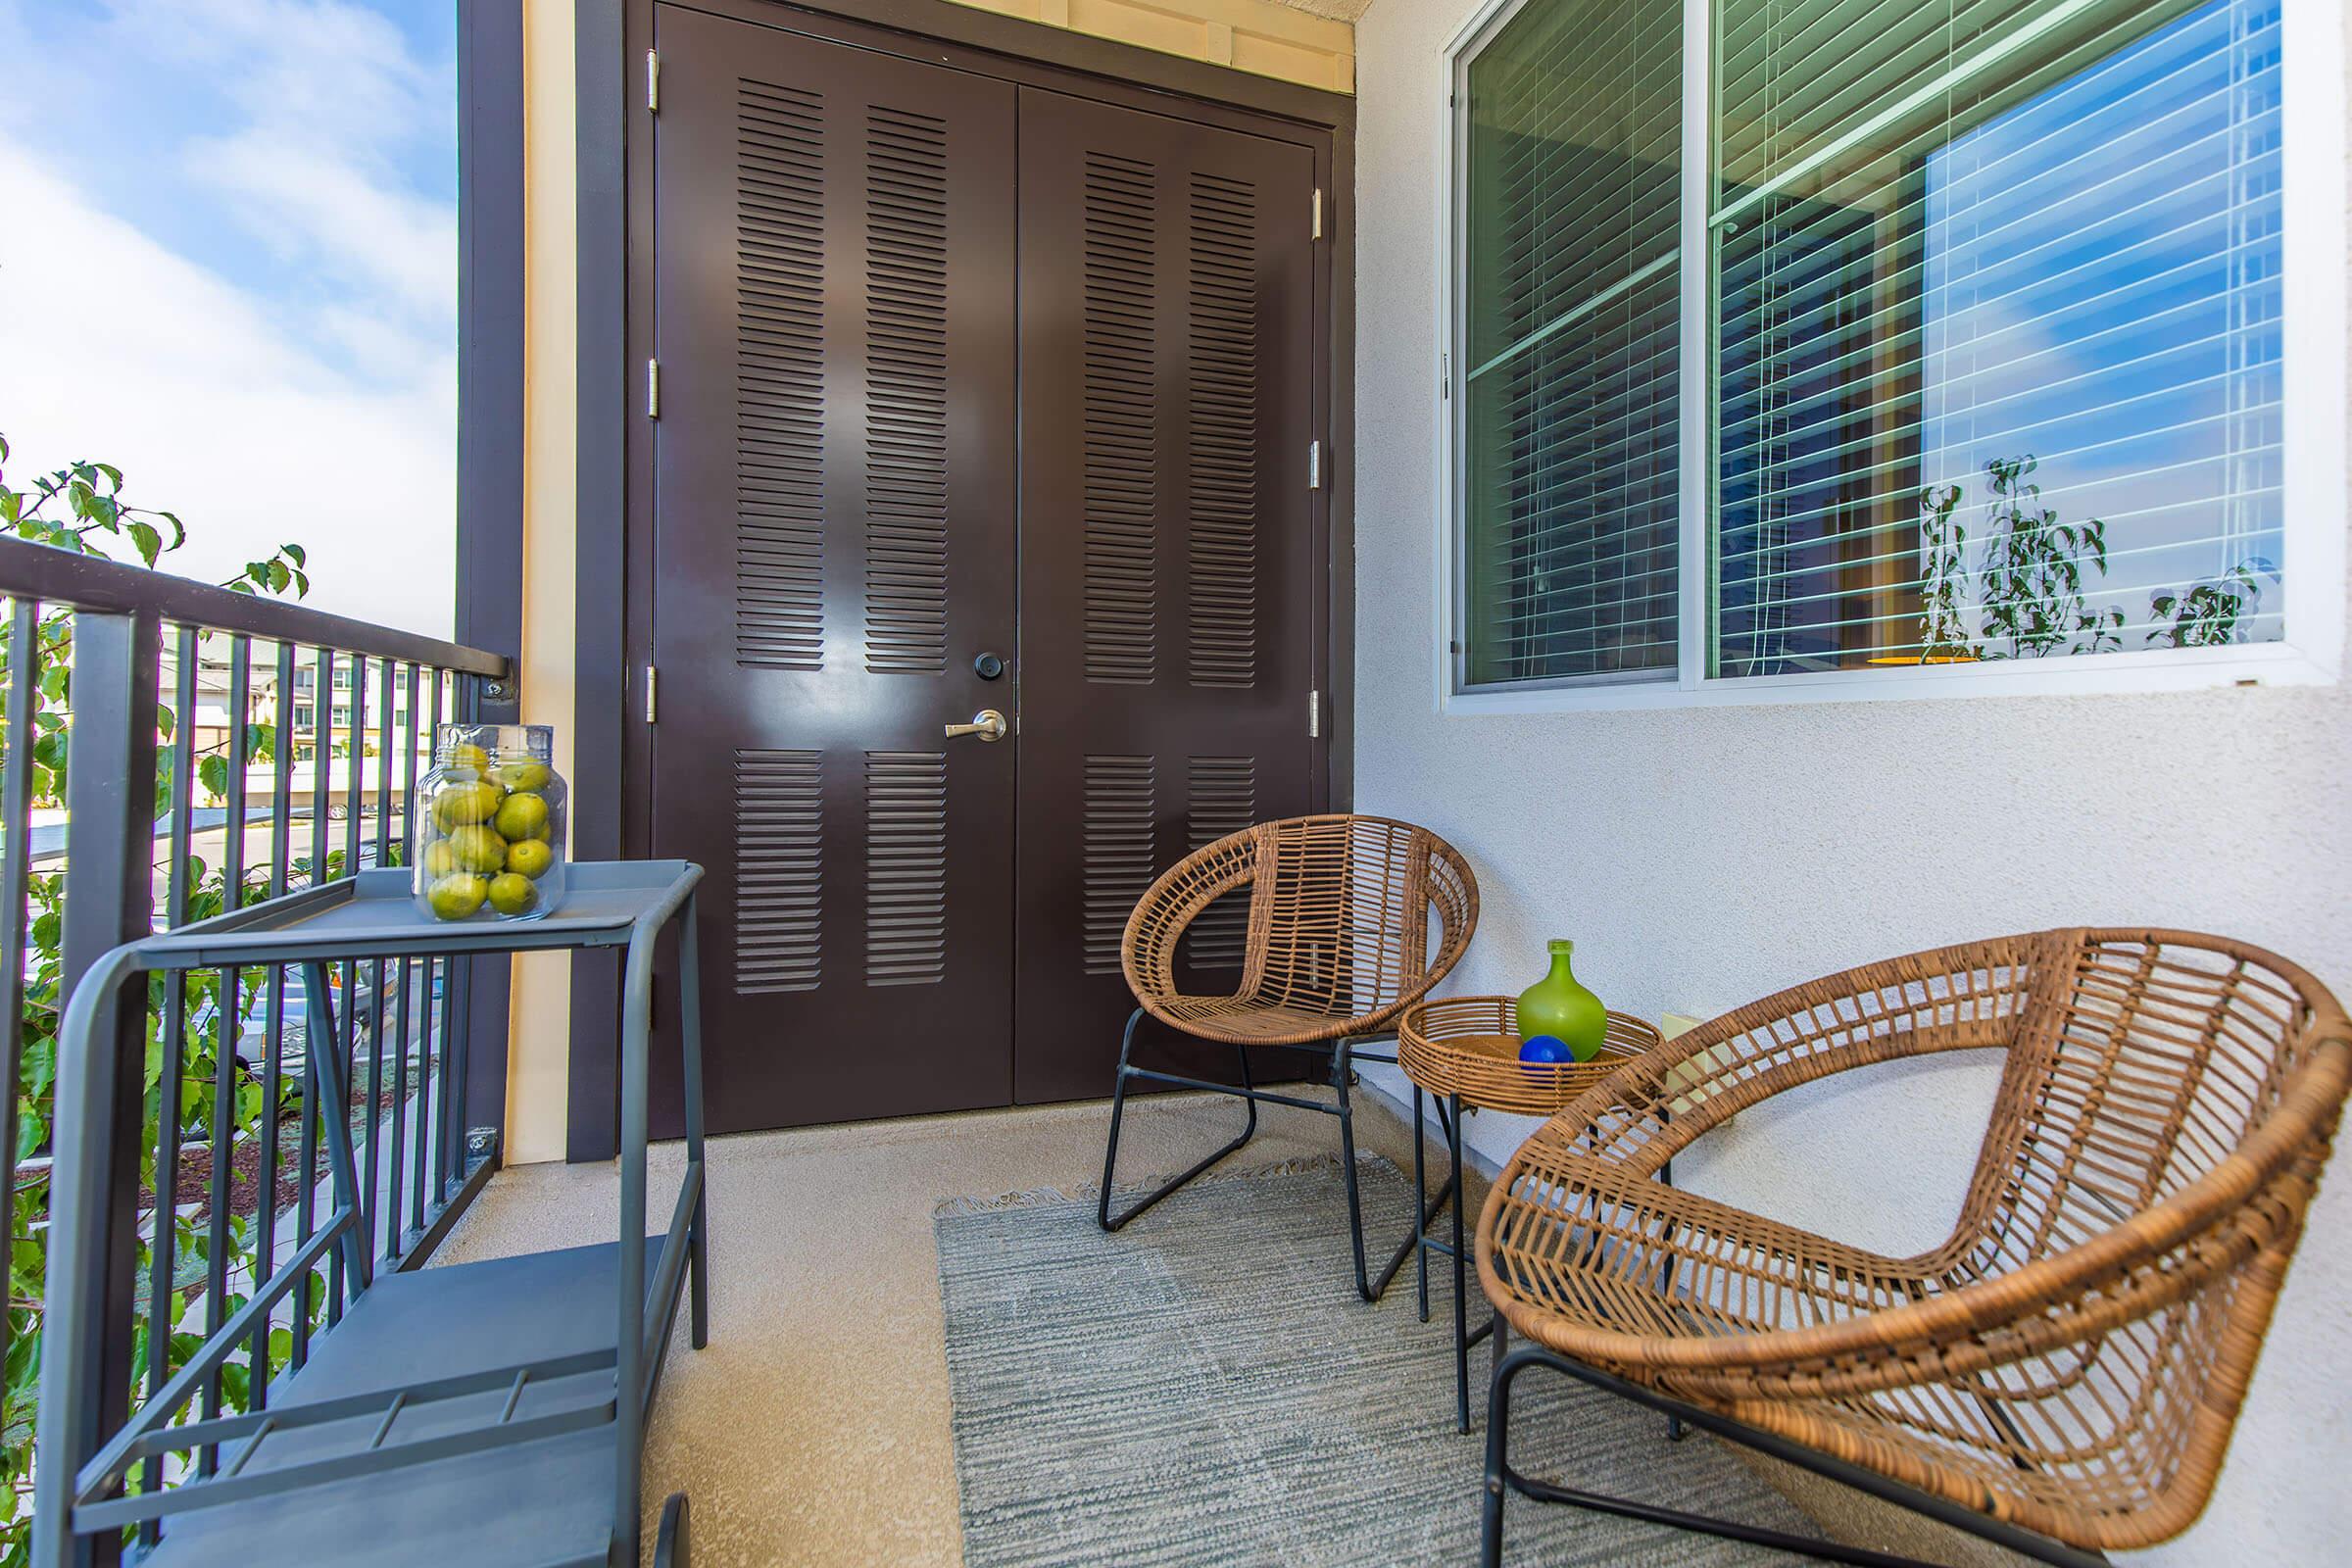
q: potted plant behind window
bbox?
[1905,455,2128,665]
[2147,558,2274,648]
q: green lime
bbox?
[493,792,550,843]
[426,873,487,920]
[445,742,492,774]
[486,872,537,917]
[505,837,555,880]
[450,824,509,874]
[497,760,552,793]
[422,840,459,878]
[432,779,504,829]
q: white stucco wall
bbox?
[1348,1,2352,1560]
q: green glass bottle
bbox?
[1515,940,1606,1062]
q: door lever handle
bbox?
[944,709,1009,743]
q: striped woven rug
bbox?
[934,1154,1811,1566]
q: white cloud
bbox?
[0,139,457,637]
[0,0,458,640]
[101,0,447,158]
[190,127,456,326]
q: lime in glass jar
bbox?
[413,724,567,923]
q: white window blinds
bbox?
[1712,0,2285,673]
[1459,0,1684,688]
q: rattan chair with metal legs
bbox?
[1475,929,2352,1567]
[1098,814,1479,1300]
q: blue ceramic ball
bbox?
[1518,1034,1573,1064]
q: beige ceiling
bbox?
[1275,0,1374,20]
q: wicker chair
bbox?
[1474,929,2352,1568]
[1099,815,1478,1298]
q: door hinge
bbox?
[644,665,658,724]
[1311,187,1324,241]
[1307,439,1323,490]
[647,359,660,419]
[1308,689,1322,739]
[647,49,661,112]
[1441,351,1450,400]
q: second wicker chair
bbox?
[1098,814,1478,1299]
[1475,928,2351,1566]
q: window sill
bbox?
[1442,642,2339,716]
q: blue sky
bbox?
[1920,0,2281,625]
[0,0,460,634]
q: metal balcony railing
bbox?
[0,535,512,1552]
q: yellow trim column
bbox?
[509,0,578,1165]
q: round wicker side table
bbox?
[1396,996,1666,1433]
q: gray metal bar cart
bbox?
[32,859,710,1568]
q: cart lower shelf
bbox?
[142,1238,671,1568]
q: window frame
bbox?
[1437,0,2347,713]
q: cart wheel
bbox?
[654,1493,690,1568]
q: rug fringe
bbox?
[933,1149,1394,1218]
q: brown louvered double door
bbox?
[643,7,1322,1133]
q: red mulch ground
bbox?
[144,1072,430,1221]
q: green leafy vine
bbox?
[2,435,317,1562]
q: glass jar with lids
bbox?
[412,723,567,923]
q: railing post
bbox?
[458,0,525,1170]
[455,674,512,1169]
[52,607,161,1566]
[0,599,39,1464]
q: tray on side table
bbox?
[33,860,710,1568]
[1396,994,1662,1117]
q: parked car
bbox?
[227,964,446,1071]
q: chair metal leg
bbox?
[1449,1090,1471,1433]
[1481,1338,1525,1568]
[1333,1040,1375,1300]
[1414,1086,1432,1322]
[1479,1345,2114,1568]
[1100,1008,1260,1233]
[1099,1020,1437,1301]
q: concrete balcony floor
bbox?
[436,1089,2028,1568]
[434,1087,1441,1566]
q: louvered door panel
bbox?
[862,107,953,676]
[1014,90,1322,1102]
[648,8,1017,1134]
[1182,756,1257,971]
[1187,173,1261,691]
[863,751,950,986]
[734,749,823,993]
[734,81,827,671]
[1081,756,1158,976]
[1081,154,1159,687]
